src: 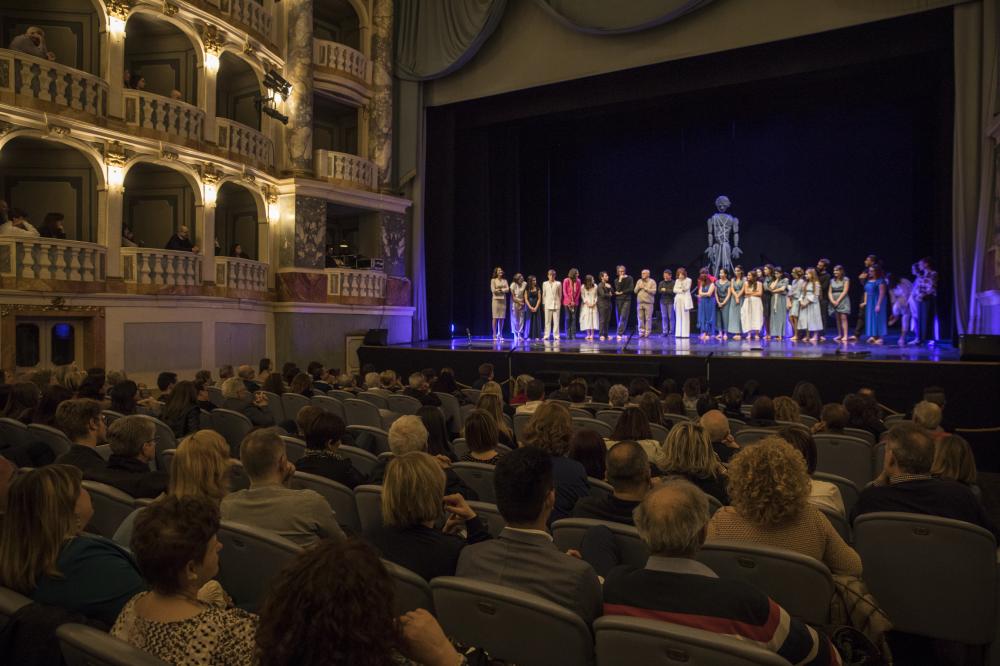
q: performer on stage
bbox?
[696,271,717,340]
[761,265,774,337]
[580,274,599,340]
[510,273,527,342]
[768,266,789,341]
[525,275,543,340]
[787,266,804,339]
[490,267,509,340]
[727,266,745,340]
[715,268,732,340]
[911,257,938,346]
[852,254,878,340]
[740,270,764,341]
[634,269,657,337]
[562,268,582,340]
[862,265,888,344]
[597,271,613,341]
[705,195,743,277]
[542,269,562,341]
[890,268,916,346]
[816,258,832,335]
[658,269,675,337]
[614,265,634,340]
[797,268,825,343]
[828,265,851,342]
[672,267,693,338]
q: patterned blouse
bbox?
[111,592,259,666]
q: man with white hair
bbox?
[911,400,943,437]
[402,371,442,407]
[220,376,273,427]
[603,479,840,664]
[10,26,56,61]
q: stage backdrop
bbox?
[425,11,954,339]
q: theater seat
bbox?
[290,471,360,532]
[467,500,506,537]
[57,623,169,666]
[354,484,384,533]
[384,559,434,615]
[450,462,496,503]
[82,480,136,539]
[216,521,303,611]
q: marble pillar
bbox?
[369,0,393,191]
[379,212,407,277]
[284,0,314,176]
[279,195,326,269]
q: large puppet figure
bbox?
[705,195,742,277]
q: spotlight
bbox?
[255,69,292,124]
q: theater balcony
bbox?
[0,50,108,122]
[312,0,372,106]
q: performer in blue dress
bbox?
[727,266,745,339]
[696,273,717,339]
[767,266,789,340]
[862,266,888,344]
[715,268,732,340]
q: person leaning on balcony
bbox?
[10,26,56,61]
[121,226,138,247]
[0,208,40,237]
[166,225,196,252]
[38,212,67,239]
[231,243,250,259]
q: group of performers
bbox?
[489,255,939,346]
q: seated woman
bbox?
[295,411,365,488]
[657,421,729,504]
[777,426,845,516]
[605,405,662,466]
[460,409,504,464]
[772,396,801,424]
[475,392,516,449]
[637,392,665,428]
[31,384,74,426]
[707,437,861,576]
[257,538,467,666]
[522,402,590,524]
[812,402,850,435]
[289,372,315,398]
[418,404,454,458]
[365,452,489,580]
[160,380,201,438]
[431,367,470,405]
[932,434,981,499]
[112,495,257,665]
[109,380,160,417]
[262,372,285,396]
[480,380,515,416]
[746,396,778,427]
[0,465,144,626]
[569,428,607,480]
[2,382,40,423]
[662,392,686,416]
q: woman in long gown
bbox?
[727,266,745,339]
[740,271,764,340]
[525,275,543,340]
[862,266,888,344]
[760,265,774,337]
[768,266,789,341]
[490,267,509,340]
[672,267,694,338]
[797,267,825,343]
[787,267,805,340]
[696,273,717,340]
[828,265,852,342]
[579,274,599,340]
[596,271,613,341]
[715,268,732,340]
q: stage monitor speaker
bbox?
[364,328,388,346]
[959,334,1000,361]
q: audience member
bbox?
[607,405,660,462]
[219,365,235,381]
[773,396,801,423]
[476,392,516,448]
[160,380,201,438]
[471,363,494,390]
[746,396,777,427]
[257,358,273,384]
[112,496,257,665]
[843,392,886,439]
[548,371,574,401]
[509,373,534,406]
[402,371,442,406]
[637,392,664,427]
[814,402,850,434]
[417,405,453,458]
[792,381,823,419]
[777,426,845,516]
[662,392,685,415]
[194,379,215,413]
[720,386,744,419]
[608,384,629,409]
[572,441,651,524]
[363,371,381,390]
[31,384,73,426]
[76,374,107,403]
[567,380,588,406]
[378,369,403,392]
[238,365,260,392]
[700,410,739,463]
[681,378,701,412]
[38,212,67,239]
[460,409,503,464]
[479,380,512,417]
[9,26,56,60]
[515,379,546,415]
[931,434,980,497]
[695,394,719,416]
[628,377,652,400]
[195,369,213,387]
[97,416,169,498]
[602,479,839,665]
[54,398,107,474]
[912,400,945,439]
[221,429,344,546]
[307,361,332,392]
[456,447,603,625]
[295,411,364,488]
[288,372,314,398]
[430,367,468,405]
[261,372,284,396]
[367,416,477,499]
[157,372,178,402]
[521,402,590,523]
[0,207,39,235]
[742,379,763,407]
[590,377,611,406]
[109,380,159,416]
[165,225,195,252]
[1,382,39,423]
[657,421,729,504]
[568,428,607,479]
[220,377,274,427]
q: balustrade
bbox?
[326,267,385,299]
[123,90,204,143]
[0,49,107,118]
[215,256,268,292]
[314,149,377,191]
[216,117,274,168]
[0,237,106,282]
[313,39,372,83]
[121,247,202,287]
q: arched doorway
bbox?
[122,162,198,250]
[216,182,260,260]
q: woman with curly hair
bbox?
[656,422,728,504]
[522,402,589,523]
[256,538,467,666]
[707,437,860,575]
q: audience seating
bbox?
[327,389,354,402]
[813,433,876,488]
[384,559,435,614]
[468,500,506,537]
[95,444,112,461]
[450,462,496,503]
[649,423,669,442]
[339,445,379,476]
[279,435,306,463]
[228,460,251,491]
[812,471,860,517]
[595,410,622,429]
[818,504,852,543]
[199,409,212,430]
[0,417,30,448]
[696,542,834,626]
[662,413,692,428]
[354,484,384,533]
[593,616,787,666]
[81,480,137,539]
[431,577,594,666]
[27,423,72,458]
[0,585,32,619]
[345,425,390,454]
[461,388,481,404]
[290,471,360,532]
[205,386,224,407]
[386,394,422,415]
[844,427,876,445]
[798,414,819,428]
[513,413,532,441]
[776,420,810,434]
[588,477,614,499]
[57,623,169,666]
[344,399,386,429]
[883,414,906,425]
[258,391,285,424]
[451,437,469,459]
[733,428,774,448]
[209,409,253,458]
[496,442,512,453]
[311,394,346,420]
[281,393,311,422]
[216,521,303,611]
[101,410,125,427]
[136,415,177,471]
[368,387,393,398]
[161,448,176,474]
[357,392,390,409]
[854,512,998,645]
[551,518,648,569]
[570,408,594,420]
[728,417,747,433]
[435,392,464,432]
[573,417,612,438]
[550,400,572,409]
[460,404,476,423]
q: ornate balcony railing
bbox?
[122,247,202,286]
[216,117,273,168]
[191,0,273,41]
[0,237,106,282]
[215,256,268,292]
[0,49,107,118]
[313,39,372,84]
[326,267,386,299]
[123,90,204,143]
[314,150,377,191]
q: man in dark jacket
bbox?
[220,377,274,427]
[54,399,107,475]
[572,441,650,524]
[96,415,168,498]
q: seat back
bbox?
[812,472,860,516]
[461,388,481,404]
[339,444,379,476]
[513,413,532,441]
[311,395,346,420]
[588,477,614,499]
[387,394,422,415]
[728,417,746,433]
[798,414,818,428]
[328,389,354,402]
[593,616,787,666]
[662,413,692,428]
[205,386,224,407]
[0,417,29,448]
[354,484,384,533]
[733,428,774,447]
[57,623,170,666]
[451,437,470,459]
[552,518,648,569]
[209,409,253,458]
[135,414,176,471]
[357,391,389,409]
[384,559,434,614]
[344,399,384,428]
[0,585,33,617]
[844,427,876,445]
[199,409,212,430]
[853,512,997,643]
[260,391,285,424]
[570,408,593,420]
[216,521,303,611]
[468,500,507,537]
[451,462,496,502]
[279,436,306,463]
[431,577,594,666]
[281,393,311,422]
[345,425,390,455]
[596,409,622,429]
[818,504,851,543]
[161,449,177,475]
[290,472,360,532]
[81,480,137,539]
[649,423,669,442]
[813,434,875,488]
[27,423,72,457]
[435,392,463,432]
[573,417,612,437]
[696,542,834,625]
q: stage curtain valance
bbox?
[395,0,507,81]
[530,0,715,35]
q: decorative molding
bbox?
[163,2,180,16]
[162,148,180,161]
[0,297,106,317]
[105,140,126,166]
[47,123,72,136]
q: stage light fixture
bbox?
[254,69,293,124]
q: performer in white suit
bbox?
[542,269,562,341]
[672,267,694,338]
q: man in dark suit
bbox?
[613,264,634,340]
[852,423,997,537]
[94,415,168,498]
[572,441,650,525]
[220,377,274,427]
[402,372,442,407]
[156,371,177,404]
[54,399,107,474]
[456,447,602,625]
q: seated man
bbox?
[0,207,40,236]
[471,363,494,390]
[54,398,107,474]
[572,441,650,524]
[237,364,260,392]
[514,379,546,416]
[92,415,168,498]
[608,384,629,410]
[700,410,739,463]
[294,411,365,488]
[367,416,477,500]
[220,377,274,427]
[402,372,442,407]
[221,428,344,546]
[851,423,996,536]
[10,26,56,61]
[165,225,195,252]
[307,361,333,392]
[456,447,603,626]
[603,479,840,665]
[156,372,177,404]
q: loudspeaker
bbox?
[363,328,388,346]
[959,334,1000,361]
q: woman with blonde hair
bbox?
[522,402,589,523]
[366,451,489,580]
[476,392,515,448]
[932,434,980,496]
[657,421,728,504]
[509,373,534,406]
[772,396,801,424]
[0,465,144,625]
[708,437,860,575]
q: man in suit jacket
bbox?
[220,377,274,427]
[91,415,168,499]
[456,447,602,625]
[613,265,634,340]
[54,399,108,475]
[571,441,650,525]
[541,269,562,341]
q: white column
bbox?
[107,31,125,120]
[101,187,124,278]
[202,67,218,144]
[196,203,217,284]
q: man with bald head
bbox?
[700,409,739,463]
[603,479,840,665]
[10,26,56,61]
[571,440,650,524]
[166,225,195,252]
